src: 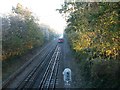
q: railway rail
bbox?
[16,44,59,89]
[2,41,60,89]
[38,45,60,89]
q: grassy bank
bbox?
[2,42,47,81]
[59,2,120,88]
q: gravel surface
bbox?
[59,37,83,88]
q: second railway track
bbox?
[2,41,59,89]
[38,45,61,89]
[17,44,59,89]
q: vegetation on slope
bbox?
[58,2,120,88]
[2,3,57,61]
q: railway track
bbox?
[2,41,59,89]
[38,45,60,89]
[16,44,59,89]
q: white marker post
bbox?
[63,68,72,87]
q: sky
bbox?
[0,0,67,34]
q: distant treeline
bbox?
[58,2,120,88]
[2,3,57,60]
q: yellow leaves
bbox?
[106,42,110,47]
[110,21,114,24]
[110,20,117,24]
[104,22,106,25]
[106,50,112,56]
[65,3,119,60]
[105,46,119,59]
[73,45,82,51]
[72,32,96,52]
[112,37,115,41]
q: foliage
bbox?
[58,2,120,87]
[2,3,57,60]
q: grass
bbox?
[2,43,46,82]
[3,50,30,81]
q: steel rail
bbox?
[2,41,56,89]
[51,54,60,90]
[38,46,60,90]
[16,43,58,89]
[49,46,61,90]
[46,48,60,89]
[38,46,59,89]
[23,44,57,88]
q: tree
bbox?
[58,2,120,88]
[2,3,57,60]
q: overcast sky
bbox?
[0,0,66,34]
